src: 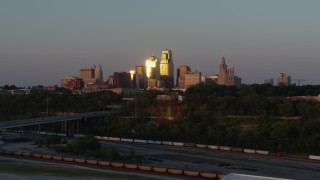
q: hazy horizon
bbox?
[1,0,320,86]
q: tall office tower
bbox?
[146,55,161,88]
[184,71,201,88]
[277,73,291,86]
[217,57,239,86]
[160,49,174,88]
[80,67,94,80]
[94,65,103,82]
[135,65,146,89]
[217,57,228,85]
[146,55,159,79]
[176,65,191,88]
[113,72,131,88]
[129,70,136,88]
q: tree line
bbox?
[1,84,320,154]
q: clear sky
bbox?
[1,0,320,86]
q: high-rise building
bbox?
[146,55,159,79]
[176,65,191,88]
[61,76,84,89]
[146,55,161,88]
[185,71,201,88]
[80,65,104,87]
[277,73,291,86]
[160,49,174,88]
[113,72,131,88]
[217,57,240,86]
[94,65,103,82]
[135,65,146,89]
[80,67,94,80]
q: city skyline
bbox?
[1,0,320,86]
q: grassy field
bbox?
[0,160,158,180]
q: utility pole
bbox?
[135,97,137,127]
[46,97,49,117]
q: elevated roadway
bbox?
[0,111,117,129]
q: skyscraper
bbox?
[217,57,241,86]
[217,57,228,85]
[146,55,161,88]
[160,49,174,88]
[80,65,104,87]
[80,67,94,80]
[113,72,131,88]
[135,65,146,89]
[185,71,201,88]
[94,65,103,82]
[277,73,291,86]
[176,65,191,88]
[145,55,159,79]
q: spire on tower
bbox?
[221,57,226,64]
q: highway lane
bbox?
[2,132,319,179]
[100,141,320,180]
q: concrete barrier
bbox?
[52,156,63,161]
[74,158,86,163]
[218,174,225,179]
[138,165,152,171]
[152,167,167,173]
[230,147,243,152]
[32,153,41,158]
[147,140,162,145]
[41,154,52,159]
[309,155,320,160]
[208,145,219,150]
[219,146,231,151]
[256,150,269,155]
[22,152,32,157]
[195,144,207,148]
[162,141,173,146]
[63,157,74,162]
[108,137,121,141]
[13,151,22,156]
[134,139,147,144]
[200,172,217,178]
[183,170,199,177]
[57,133,67,137]
[98,161,110,166]
[269,152,282,157]
[95,136,105,140]
[244,149,256,154]
[111,162,123,168]
[172,142,184,147]
[184,143,195,147]
[124,164,138,169]
[47,132,55,135]
[121,138,134,143]
[168,168,183,175]
[86,159,98,165]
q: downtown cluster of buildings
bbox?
[60,49,242,93]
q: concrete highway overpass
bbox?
[0,111,116,129]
